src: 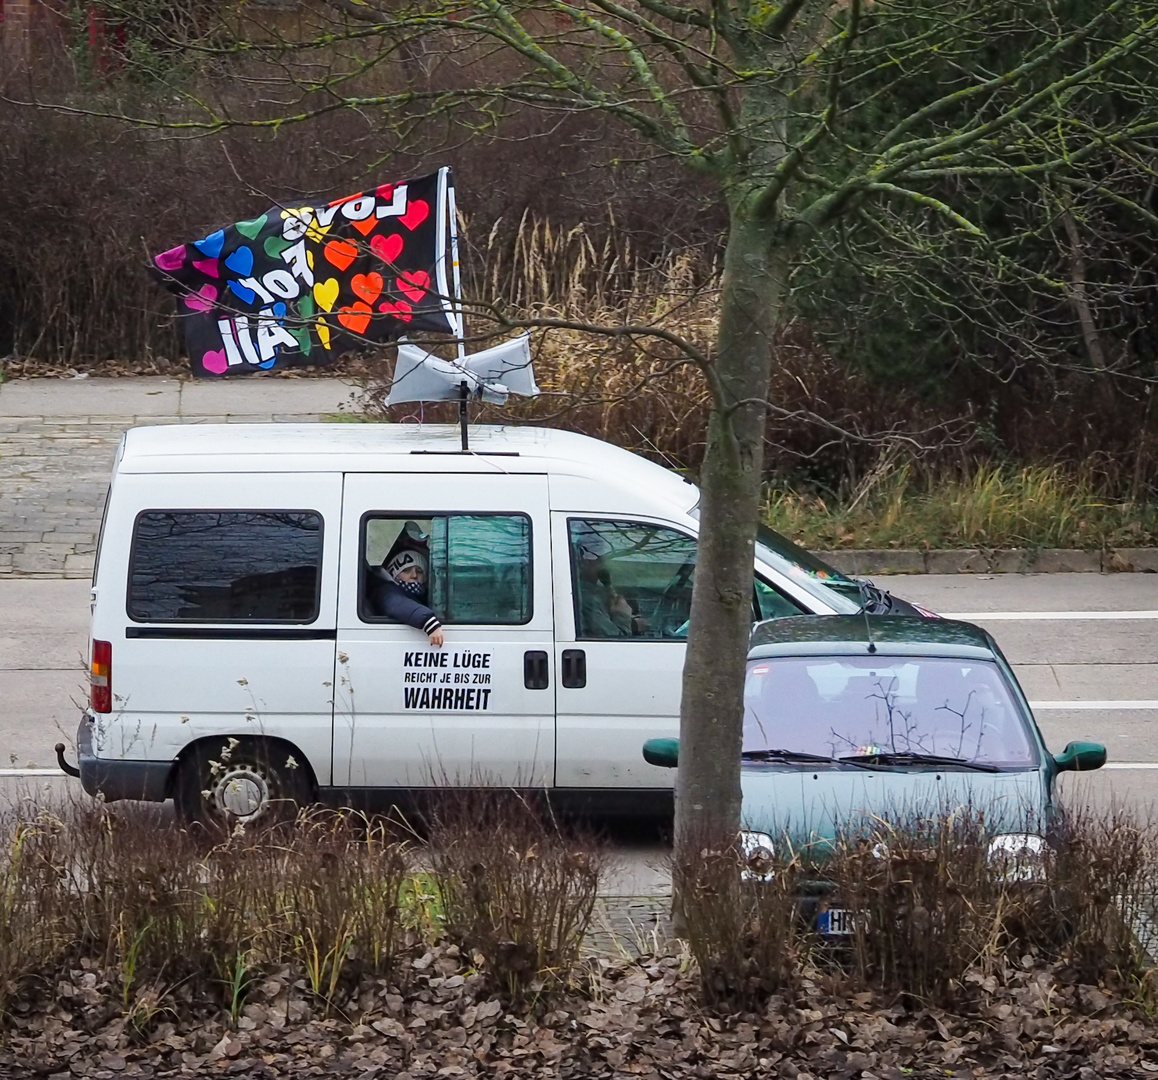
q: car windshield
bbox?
[754,525,862,613]
[743,655,1037,769]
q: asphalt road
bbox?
[2,572,1157,894]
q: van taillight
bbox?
[91,639,112,713]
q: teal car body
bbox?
[645,616,1105,858]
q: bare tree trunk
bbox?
[675,211,786,862]
[1059,210,1106,371]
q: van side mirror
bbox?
[643,737,679,768]
[1054,741,1107,773]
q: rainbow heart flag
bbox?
[152,168,460,377]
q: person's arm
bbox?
[373,583,444,645]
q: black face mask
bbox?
[396,578,427,601]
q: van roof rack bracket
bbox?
[409,450,521,457]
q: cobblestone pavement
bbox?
[0,414,340,578]
[0,374,358,578]
[0,417,127,578]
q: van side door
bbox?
[552,514,808,790]
[333,472,554,791]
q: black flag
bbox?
[152,169,459,377]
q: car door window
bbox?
[361,513,531,624]
[569,519,696,639]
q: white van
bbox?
[73,423,894,826]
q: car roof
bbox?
[748,615,997,661]
[116,422,699,515]
[122,421,635,467]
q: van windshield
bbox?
[754,525,862,613]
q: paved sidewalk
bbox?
[0,376,360,577]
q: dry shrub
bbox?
[678,807,1158,1011]
[673,838,804,1008]
[831,812,1015,1005]
[427,791,603,1001]
[0,802,409,1021]
[1028,806,1158,984]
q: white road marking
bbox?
[1030,700,1158,710]
[945,610,1158,621]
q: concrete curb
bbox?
[818,548,1158,575]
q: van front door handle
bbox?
[523,650,549,690]
[561,648,586,689]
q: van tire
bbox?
[174,738,312,830]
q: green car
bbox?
[644,616,1106,932]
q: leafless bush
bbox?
[1027,806,1158,984]
[678,808,1158,1011]
[830,812,1016,1005]
[0,802,409,1023]
[673,838,805,1008]
[426,791,603,1001]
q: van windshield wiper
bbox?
[838,751,1001,772]
[742,748,836,765]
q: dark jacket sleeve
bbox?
[370,581,442,636]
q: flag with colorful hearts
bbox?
[151,168,461,377]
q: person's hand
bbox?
[429,627,445,647]
[609,592,633,621]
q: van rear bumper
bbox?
[77,716,171,803]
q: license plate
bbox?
[817,907,856,936]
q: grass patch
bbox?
[767,463,1158,551]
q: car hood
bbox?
[740,765,1048,852]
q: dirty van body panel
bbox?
[334,473,555,789]
[89,472,341,791]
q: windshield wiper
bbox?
[838,751,1001,772]
[742,748,837,765]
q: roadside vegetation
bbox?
[3,795,1158,1076]
[766,464,1158,552]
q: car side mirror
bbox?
[1054,741,1107,773]
[643,737,679,768]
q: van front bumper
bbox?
[76,715,172,803]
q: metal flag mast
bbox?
[443,169,471,451]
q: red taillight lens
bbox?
[91,639,112,713]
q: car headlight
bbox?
[739,830,776,880]
[987,833,1047,883]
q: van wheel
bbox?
[174,740,311,830]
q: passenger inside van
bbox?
[368,521,445,645]
[575,536,647,637]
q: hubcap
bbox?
[213,767,270,820]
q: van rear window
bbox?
[128,511,323,623]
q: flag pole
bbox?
[443,167,470,451]
[445,169,466,363]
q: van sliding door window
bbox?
[128,511,323,623]
[569,519,698,640]
[362,515,531,625]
